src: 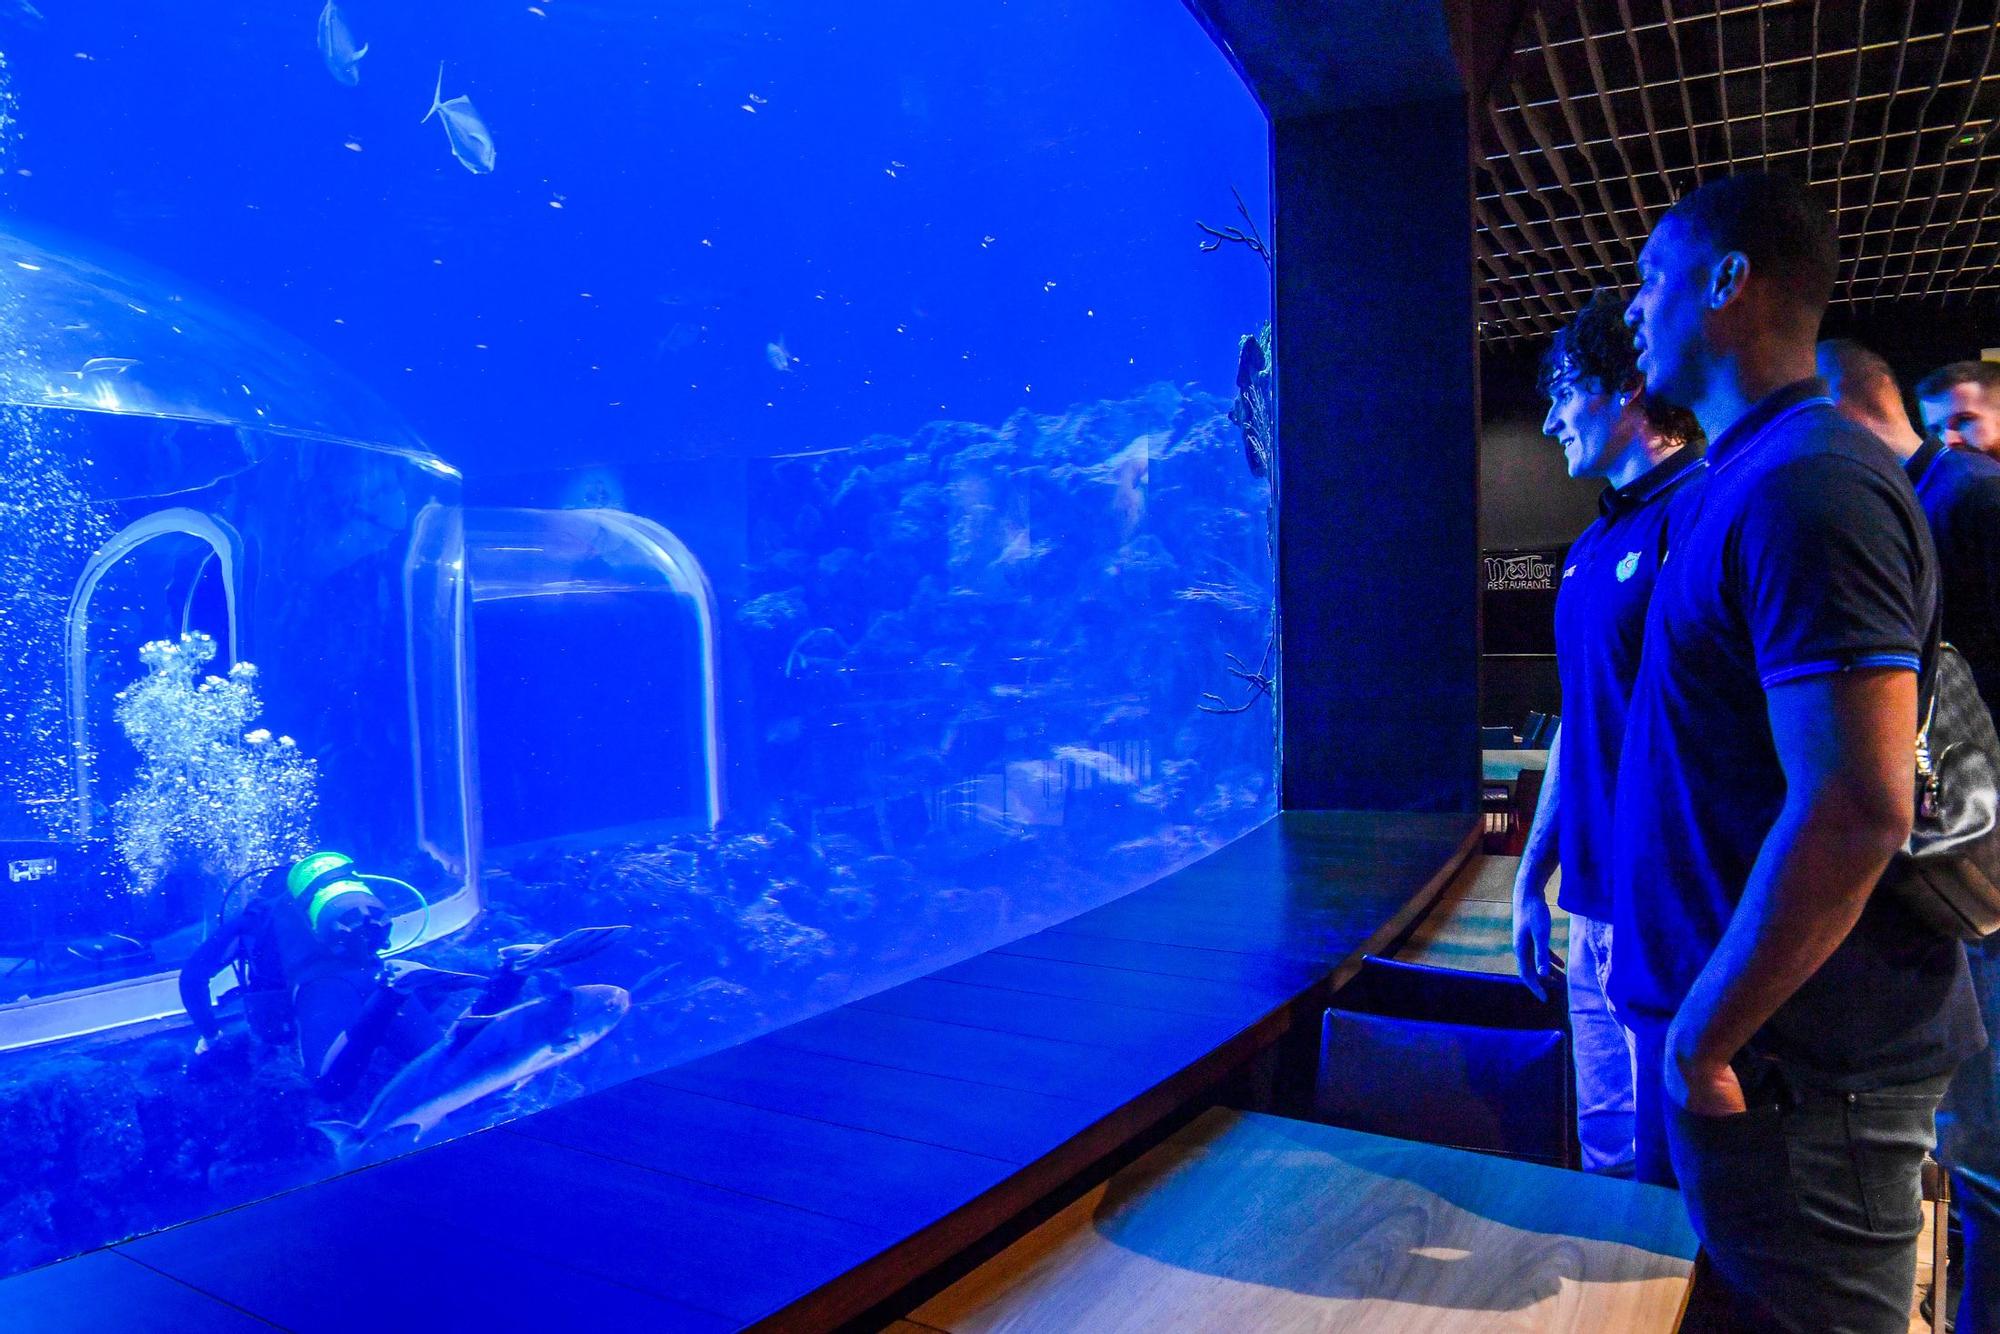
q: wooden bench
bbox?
[900,1107,1698,1333]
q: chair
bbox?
[1509,767,1547,856]
[1923,1154,1951,1334]
[1480,781,1516,853]
[1520,711,1548,748]
[1526,712,1561,748]
[1479,725,1516,749]
[1313,955,1578,1169]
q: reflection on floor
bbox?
[900,1108,1697,1332]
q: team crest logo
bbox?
[1616,551,1641,582]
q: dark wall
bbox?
[1276,97,1480,814]
[1821,302,2000,404]
[1483,417,1602,549]
[1478,341,1574,729]
[1479,341,1599,551]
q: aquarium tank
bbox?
[0,0,1273,1275]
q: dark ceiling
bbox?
[1477,0,2000,342]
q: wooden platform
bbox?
[903,1108,1699,1333]
[0,811,1475,1334]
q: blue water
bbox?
[0,0,1272,1276]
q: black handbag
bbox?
[1882,640,2000,941]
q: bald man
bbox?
[1822,337,2000,1334]
[1821,340,2000,712]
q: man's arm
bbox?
[178,914,246,1047]
[1511,723,1562,998]
[1666,667,1916,1114]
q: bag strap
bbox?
[1913,597,1945,815]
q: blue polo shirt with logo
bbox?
[1610,378,1982,1090]
[1552,445,1706,922]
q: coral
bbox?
[108,632,318,894]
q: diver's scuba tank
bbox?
[285,850,392,958]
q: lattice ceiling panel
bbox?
[1476,0,2000,343]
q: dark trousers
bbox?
[1941,934,2000,1334]
[1633,1019,1946,1332]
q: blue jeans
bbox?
[1941,934,2000,1334]
[1661,1052,1946,1333]
[1568,914,1637,1174]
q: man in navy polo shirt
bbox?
[1617,172,1983,1330]
[1511,291,1704,1177]
[1822,336,2000,1334]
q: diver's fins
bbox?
[497,925,630,973]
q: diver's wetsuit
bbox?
[179,867,447,1099]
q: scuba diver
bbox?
[179,850,624,1102]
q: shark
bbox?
[315,983,628,1164]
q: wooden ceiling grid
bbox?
[1476,0,2000,341]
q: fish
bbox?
[313,984,628,1164]
[766,337,795,372]
[422,63,497,175]
[1,0,43,29]
[784,626,847,678]
[316,2,368,87]
[80,357,139,375]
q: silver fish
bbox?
[0,0,42,29]
[314,984,628,1163]
[80,357,140,375]
[316,2,368,87]
[766,337,795,372]
[423,63,497,175]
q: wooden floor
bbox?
[902,1108,1697,1333]
[0,811,1475,1334]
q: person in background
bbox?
[1822,336,2000,1334]
[1617,171,1983,1331]
[1919,360,2000,460]
[1511,291,1704,1178]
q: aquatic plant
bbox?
[1196,185,1273,274]
[108,632,317,894]
[1195,189,1277,719]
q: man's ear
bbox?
[1709,251,1750,310]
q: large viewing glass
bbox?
[0,0,1272,1275]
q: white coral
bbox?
[109,632,317,894]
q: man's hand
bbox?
[1665,1014,1749,1116]
[1512,879,1554,1002]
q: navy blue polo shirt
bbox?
[1907,435,2000,715]
[1552,445,1706,922]
[1610,379,1982,1090]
